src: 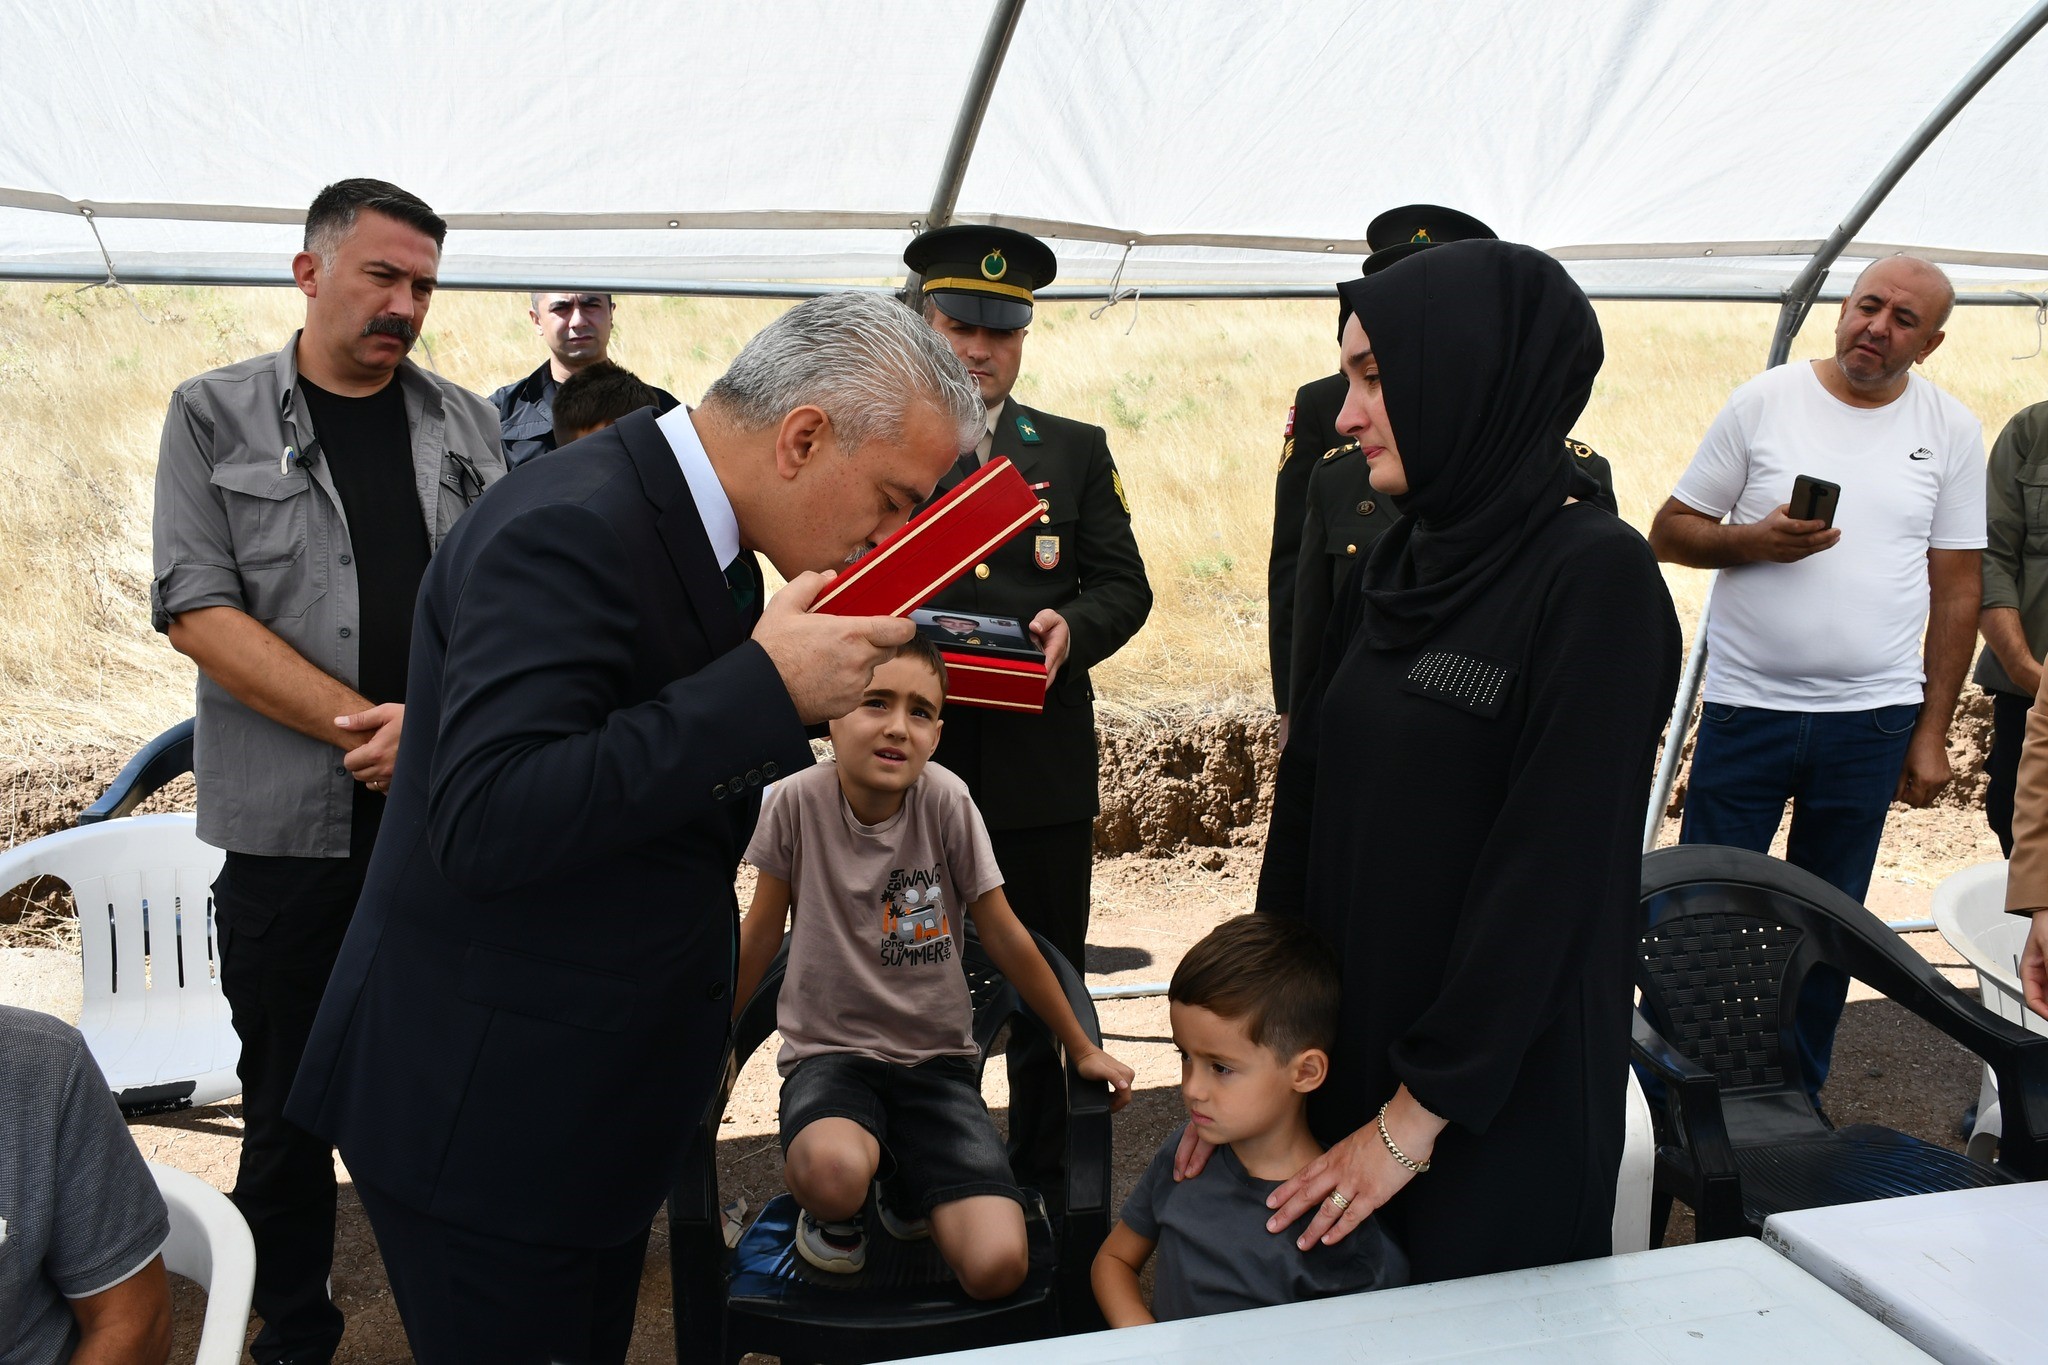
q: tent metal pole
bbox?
[1643,582,1712,853]
[1650,1,2048,849]
[924,0,1028,232]
[1766,0,2048,365]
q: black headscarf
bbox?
[1334,240,1604,650]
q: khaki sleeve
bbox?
[2006,663,2048,913]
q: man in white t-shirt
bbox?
[1649,255,1984,1102]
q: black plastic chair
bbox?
[668,924,1112,1364]
[76,718,194,826]
[1633,844,2048,1242]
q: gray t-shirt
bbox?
[1120,1131,1409,1321]
[746,760,1004,1076]
[0,1006,171,1365]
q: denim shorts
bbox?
[779,1053,1024,1214]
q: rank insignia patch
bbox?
[1016,415,1041,444]
[1035,535,1060,569]
[1280,436,1295,471]
[1111,468,1131,514]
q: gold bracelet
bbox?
[1376,1100,1431,1174]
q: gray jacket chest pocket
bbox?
[209,461,325,620]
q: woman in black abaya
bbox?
[1190,241,1680,1281]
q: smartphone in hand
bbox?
[1787,474,1841,529]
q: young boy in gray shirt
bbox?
[736,638,1133,1299]
[1093,915,1408,1323]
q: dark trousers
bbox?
[356,1179,649,1365]
[1679,701,1919,1100]
[1986,689,2032,856]
[214,849,369,1363]
[989,820,1094,1197]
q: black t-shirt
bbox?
[298,376,430,708]
[299,376,431,841]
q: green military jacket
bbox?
[1976,398,2048,696]
[1268,372,1346,710]
[1285,431,1618,715]
[920,399,1153,830]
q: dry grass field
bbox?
[3,280,2046,758]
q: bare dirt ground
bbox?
[0,699,2012,1363]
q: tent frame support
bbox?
[1767,0,2048,366]
[1648,0,2048,859]
[924,0,1028,232]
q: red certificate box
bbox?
[939,652,1048,714]
[810,458,1042,618]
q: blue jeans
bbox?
[1677,701,1920,1102]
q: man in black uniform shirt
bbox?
[1272,206,1621,722]
[905,225,1153,1190]
[490,292,679,467]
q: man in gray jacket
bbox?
[150,177,503,1364]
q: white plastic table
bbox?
[889,1239,1934,1363]
[1764,1183,2048,1364]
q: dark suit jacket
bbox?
[287,409,813,1247]
[919,400,1151,830]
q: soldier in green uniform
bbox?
[1267,370,1346,731]
[904,225,1153,1191]
[1274,206,1622,719]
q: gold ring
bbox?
[1327,1191,1352,1211]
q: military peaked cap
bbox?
[905,224,1058,331]
[1361,204,1498,276]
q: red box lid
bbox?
[811,458,1042,618]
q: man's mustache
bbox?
[362,315,417,345]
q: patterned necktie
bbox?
[722,553,759,619]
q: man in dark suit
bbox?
[1273,206,1621,722]
[903,225,1153,1195]
[287,291,985,1364]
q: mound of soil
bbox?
[1094,707,1278,855]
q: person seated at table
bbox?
[1092,915,1409,1325]
[550,360,667,446]
[0,1004,174,1365]
[734,638,1134,1297]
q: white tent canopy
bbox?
[4,0,2046,305]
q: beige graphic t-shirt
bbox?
[745,760,1004,1076]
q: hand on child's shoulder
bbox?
[1077,1047,1135,1112]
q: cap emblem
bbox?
[1411,228,1432,243]
[981,250,1008,281]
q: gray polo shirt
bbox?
[150,334,505,857]
[1120,1132,1409,1321]
[0,1006,171,1365]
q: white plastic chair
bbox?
[149,1162,254,1365]
[0,814,238,1112]
[1612,1068,1655,1254]
[1931,859,2048,1160]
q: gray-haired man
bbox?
[289,291,982,1363]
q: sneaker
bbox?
[874,1187,931,1242]
[796,1209,867,1274]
